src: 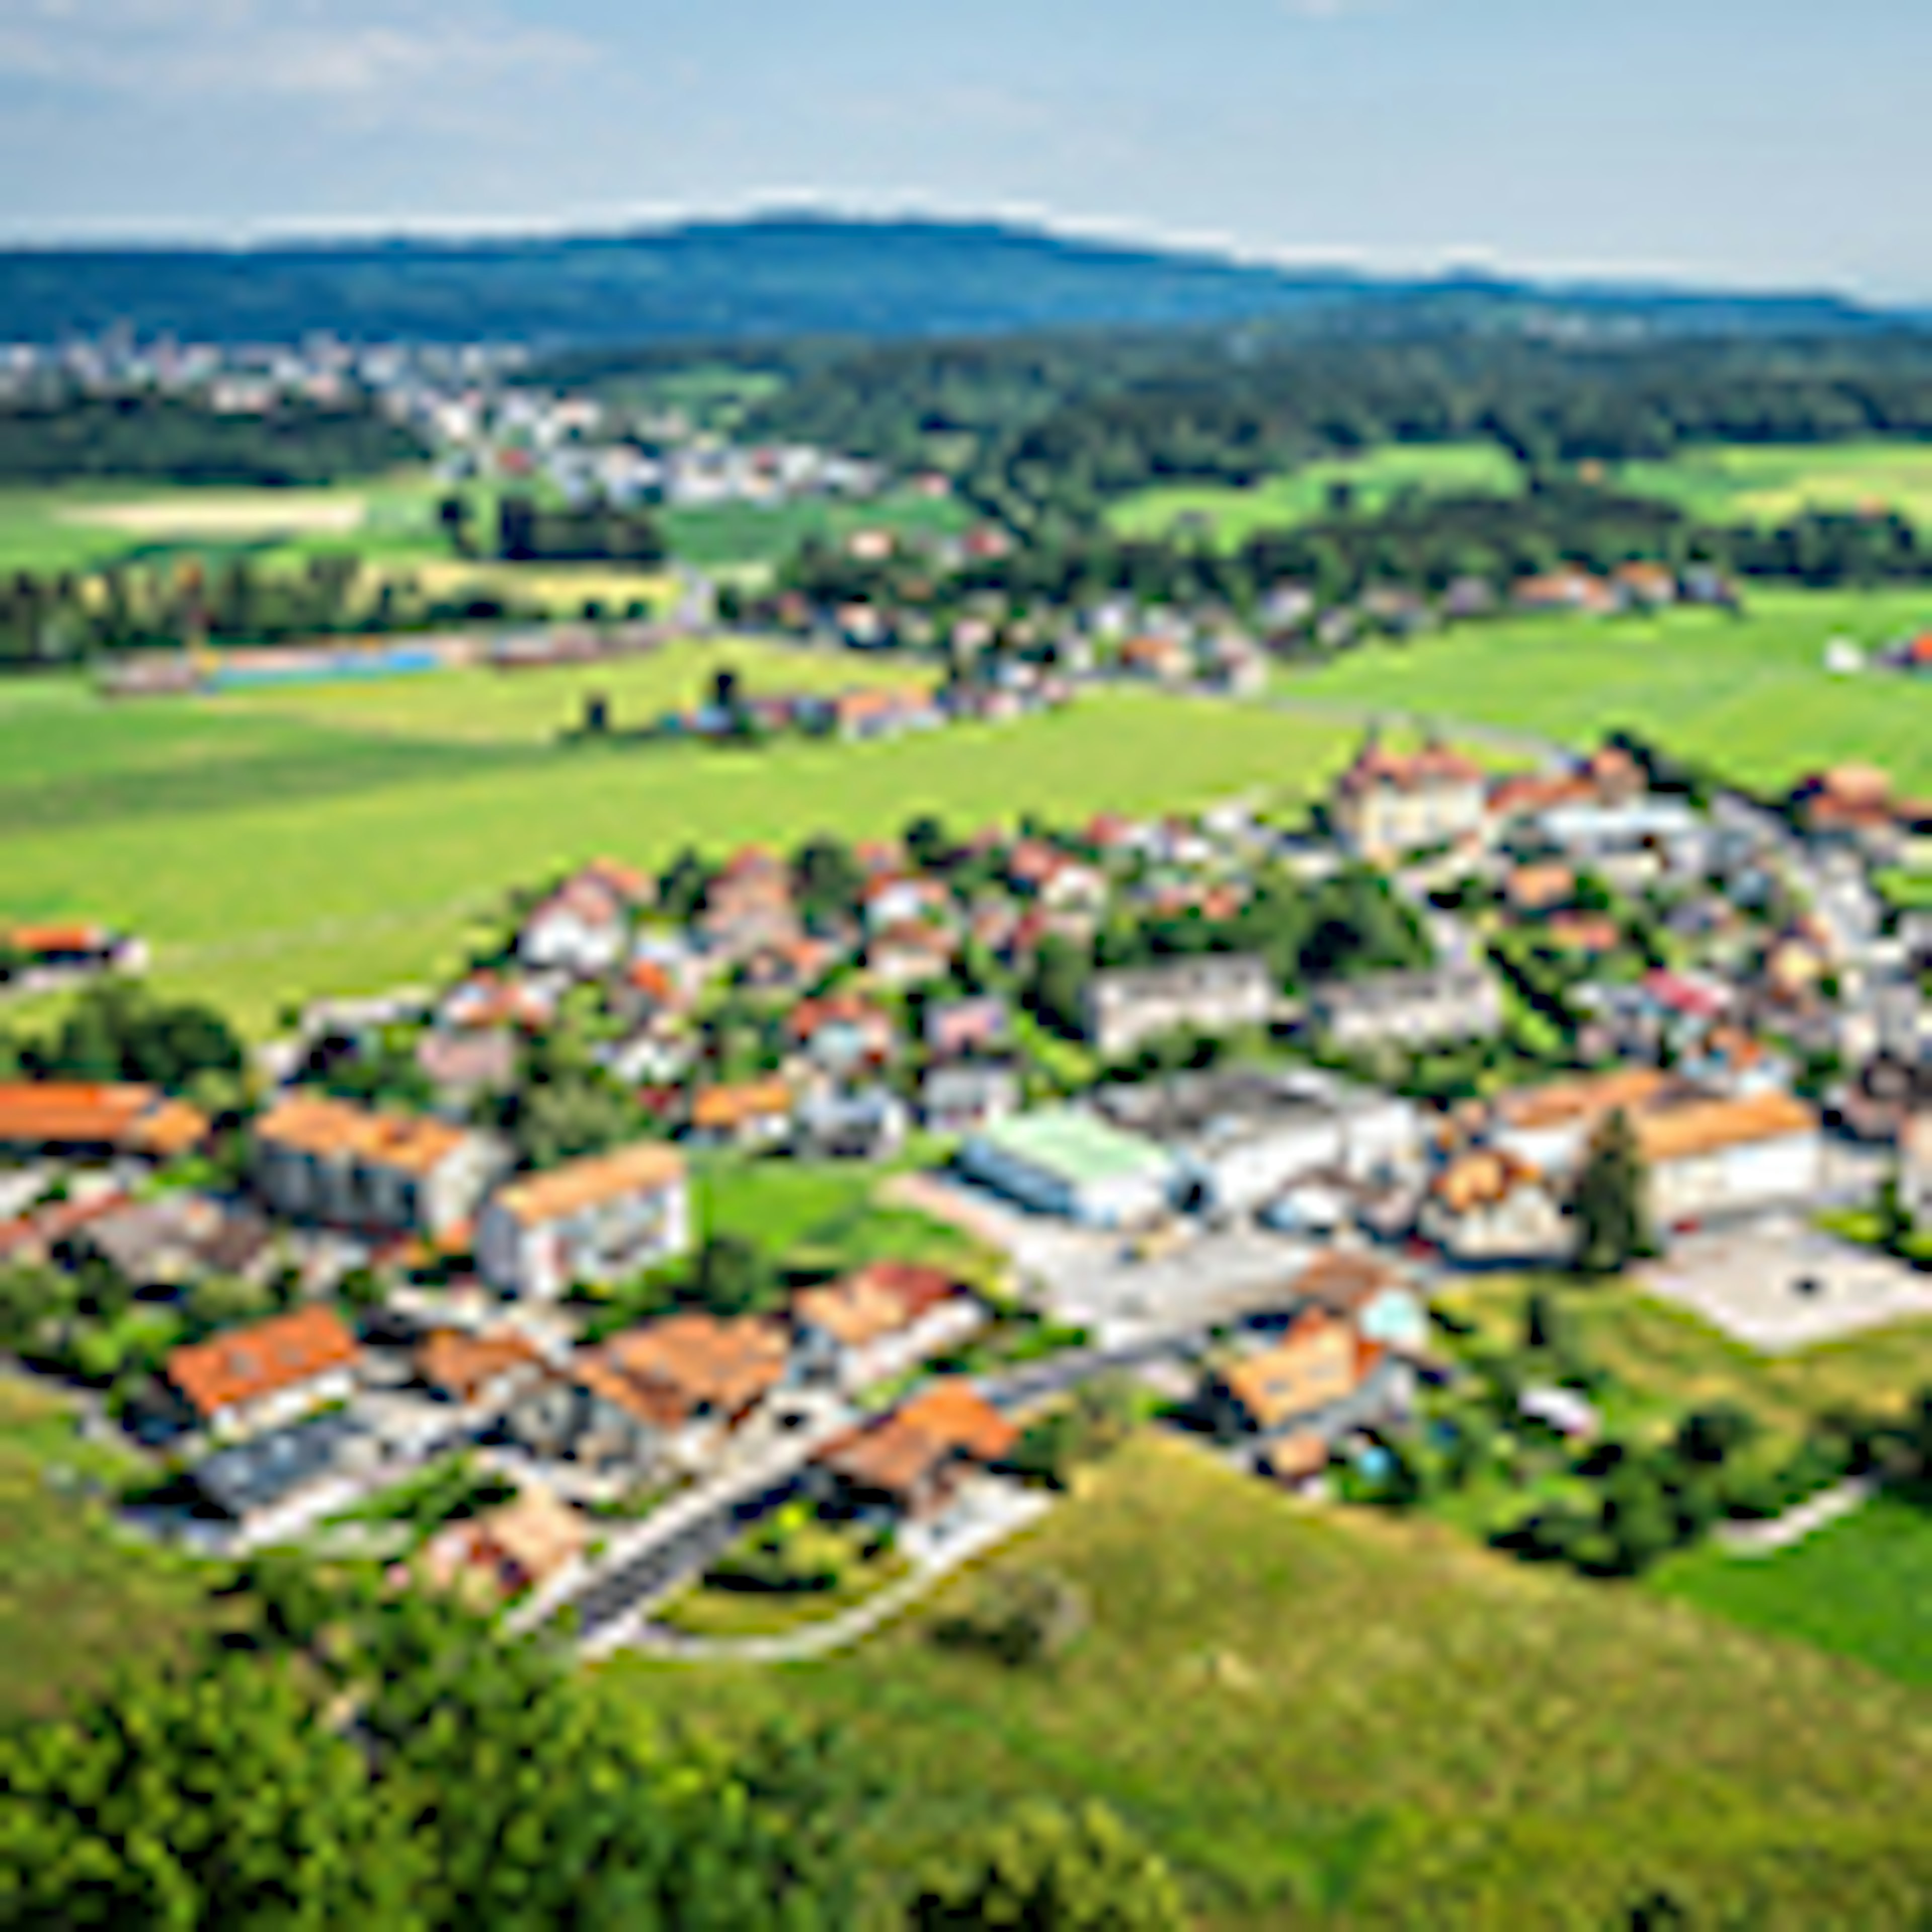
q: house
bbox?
[1201,1308,1394,1444]
[1095,1068,1420,1215]
[863,874,950,932]
[788,996,897,1074]
[793,1085,910,1162]
[2,922,145,979]
[1118,634,1193,684]
[598,1312,792,1456]
[1634,1090,1824,1232]
[1512,569,1619,616]
[1504,863,1576,916]
[960,1106,1174,1229]
[815,1380,1018,1523]
[1084,954,1276,1060]
[0,1081,210,1163]
[1612,562,1678,609]
[1329,737,1488,864]
[518,874,627,976]
[1518,1386,1601,1441]
[165,1305,363,1441]
[1904,1111,1932,1221]
[423,1481,587,1601]
[701,849,799,960]
[252,1095,501,1241]
[476,1142,691,1301]
[866,923,957,989]
[187,1410,381,1541]
[440,972,552,1033]
[793,1262,986,1393]
[688,1079,795,1148]
[415,1328,547,1410]
[60,1193,282,1297]
[923,995,1011,1061]
[919,1061,1022,1136]
[1418,1150,1571,1265]
[415,1028,519,1107]
[1283,1250,1429,1354]
[1789,765,1900,852]
[1488,1067,1682,1176]
[1307,964,1504,1053]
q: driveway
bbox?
[1642,1214,1932,1352]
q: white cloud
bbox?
[0,0,594,100]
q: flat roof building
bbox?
[960,1106,1174,1228]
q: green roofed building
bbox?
[960,1105,1174,1228]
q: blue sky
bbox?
[0,0,1926,296]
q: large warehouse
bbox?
[960,1106,1175,1228]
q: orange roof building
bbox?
[416,1328,545,1405]
[424,1481,587,1600]
[817,1379,1018,1516]
[0,1082,210,1161]
[1331,736,1489,862]
[599,1313,791,1427]
[689,1079,794,1141]
[252,1094,498,1239]
[476,1142,691,1301]
[166,1306,361,1436]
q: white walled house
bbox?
[1084,955,1275,1060]
[477,1143,691,1301]
[252,1095,502,1241]
[1636,1093,1825,1232]
[165,1306,363,1442]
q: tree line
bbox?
[0,390,424,486]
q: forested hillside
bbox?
[0,215,1899,347]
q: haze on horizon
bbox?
[0,0,1926,301]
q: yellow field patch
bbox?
[56,494,369,538]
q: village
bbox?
[6,717,1932,1647]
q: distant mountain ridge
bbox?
[0,213,1909,347]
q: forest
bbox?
[0,392,425,486]
[737,330,1932,530]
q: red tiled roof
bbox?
[167,1306,360,1421]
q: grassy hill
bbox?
[605,1433,1932,1929]
[1616,441,1932,528]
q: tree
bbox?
[1573,1108,1652,1276]
[910,1801,1188,1931]
[1877,1168,1913,1253]
[687,1235,782,1318]
[793,837,865,927]
[185,1271,274,1337]
[0,1652,428,1929]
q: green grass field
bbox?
[1617,441,1932,527]
[1108,445,1523,550]
[1651,1494,1932,1692]
[0,665,1370,1033]
[659,487,970,571]
[0,1379,220,1724]
[1281,586,1932,797]
[605,1434,1932,1929]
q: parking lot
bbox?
[901,1173,1318,1343]
[1643,1214,1932,1352]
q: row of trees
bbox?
[0,391,423,486]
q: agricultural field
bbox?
[1107,444,1524,550]
[1651,1494,1932,1692]
[1281,586,1932,797]
[0,667,1374,1034]
[658,485,970,572]
[605,1433,1932,1930]
[1616,440,1932,527]
[0,1380,220,1724]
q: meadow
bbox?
[1616,440,1932,527]
[0,1380,219,1724]
[606,1433,1932,1930]
[0,662,1370,1033]
[659,486,969,572]
[1280,586,1932,797]
[1651,1494,1932,1692]
[1106,444,1524,549]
